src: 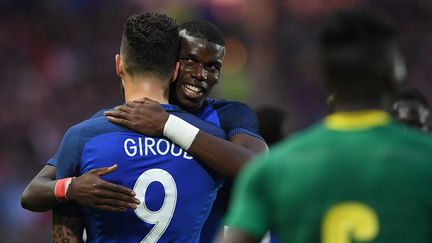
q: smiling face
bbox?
[174,35,225,113]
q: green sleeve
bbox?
[224,155,271,239]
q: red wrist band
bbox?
[54,177,73,202]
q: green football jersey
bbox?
[225,110,432,243]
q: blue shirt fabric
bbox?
[48,99,263,166]
[54,104,226,243]
[197,98,263,140]
[196,98,264,243]
[49,99,265,242]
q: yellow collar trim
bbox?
[325,110,391,130]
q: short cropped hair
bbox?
[121,12,179,80]
[179,20,225,46]
[319,9,398,99]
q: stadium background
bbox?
[1,0,431,242]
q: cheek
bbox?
[175,81,183,94]
[178,69,191,80]
[207,75,219,89]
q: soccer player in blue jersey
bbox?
[51,12,228,242]
[21,20,268,242]
[104,20,269,242]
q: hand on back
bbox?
[68,164,140,212]
[104,97,169,136]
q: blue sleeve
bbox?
[47,152,58,167]
[172,111,227,140]
[55,125,84,179]
[215,101,264,140]
[49,110,109,167]
[53,125,86,217]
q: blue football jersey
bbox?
[49,99,265,242]
[196,98,264,243]
[197,98,263,140]
[54,104,226,243]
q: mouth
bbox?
[182,83,206,99]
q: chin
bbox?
[185,100,203,113]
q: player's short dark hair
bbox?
[179,20,225,46]
[394,88,429,108]
[319,9,398,100]
[121,12,179,80]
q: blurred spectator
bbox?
[392,88,430,132]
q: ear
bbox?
[170,62,180,83]
[115,54,124,78]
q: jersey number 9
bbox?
[133,169,177,243]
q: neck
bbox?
[123,75,169,104]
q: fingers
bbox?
[106,116,130,127]
[94,197,139,210]
[125,101,138,108]
[85,166,137,197]
[88,165,117,176]
[104,105,133,118]
[92,204,128,212]
[132,97,147,104]
[97,164,118,176]
[113,105,123,110]
[132,97,159,106]
[141,97,156,103]
[98,180,137,198]
[133,97,154,103]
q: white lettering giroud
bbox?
[124,137,193,159]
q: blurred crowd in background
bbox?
[1,0,432,241]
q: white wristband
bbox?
[163,115,200,150]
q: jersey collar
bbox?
[161,104,181,111]
[324,110,391,130]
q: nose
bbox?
[191,63,208,80]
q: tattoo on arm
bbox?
[52,213,84,243]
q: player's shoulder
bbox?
[205,98,252,111]
[170,108,227,139]
[65,114,128,141]
[202,98,257,121]
[389,121,432,149]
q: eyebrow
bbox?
[208,60,222,67]
[179,54,221,66]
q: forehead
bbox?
[179,35,225,61]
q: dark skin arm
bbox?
[52,212,84,243]
[21,164,140,212]
[104,98,268,178]
[216,228,260,243]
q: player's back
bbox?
[56,104,226,243]
[264,117,432,243]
